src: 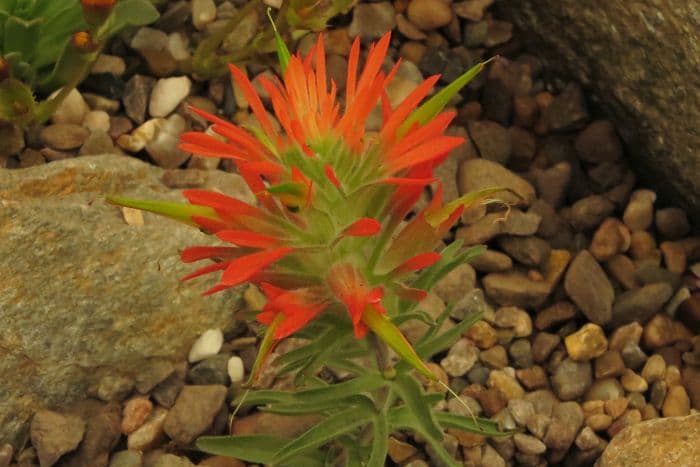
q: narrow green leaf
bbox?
[434,411,509,437]
[391,373,443,441]
[425,187,509,227]
[105,195,218,227]
[367,416,389,467]
[415,309,485,360]
[267,7,291,73]
[293,374,387,404]
[363,308,436,381]
[386,406,460,467]
[399,59,492,136]
[196,435,324,466]
[271,403,376,465]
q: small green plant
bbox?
[189,0,355,80]
[0,0,159,126]
[110,26,510,465]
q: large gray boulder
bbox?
[498,1,700,217]
[0,155,251,448]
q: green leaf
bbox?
[399,59,492,136]
[434,411,509,437]
[3,16,41,64]
[367,416,389,467]
[386,406,461,467]
[415,309,484,360]
[271,402,376,465]
[105,195,218,228]
[101,0,160,38]
[293,374,387,405]
[196,435,324,466]
[391,373,443,441]
[33,5,86,71]
[0,78,36,127]
[267,7,290,73]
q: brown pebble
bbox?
[620,369,648,393]
[628,231,661,263]
[535,301,577,331]
[660,241,687,274]
[607,409,641,438]
[587,413,613,431]
[662,385,691,417]
[594,351,625,379]
[590,218,630,261]
[608,322,643,351]
[655,207,690,239]
[643,314,692,349]
[515,366,549,390]
[605,254,639,290]
[605,398,629,419]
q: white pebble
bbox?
[168,32,191,61]
[227,356,245,383]
[51,88,89,125]
[188,329,223,363]
[192,0,217,30]
[83,110,111,132]
[149,76,192,118]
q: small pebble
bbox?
[227,356,245,383]
[188,329,224,363]
[564,323,608,361]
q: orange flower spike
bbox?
[109,31,495,381]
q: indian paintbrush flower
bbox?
[109,31,499,384]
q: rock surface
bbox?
[499,0,700,218]
[0,155,250,448]
[596,414,700,466]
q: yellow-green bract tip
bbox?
[106,195,218,227]
[267,7,291,73]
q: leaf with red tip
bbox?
[106,195,218,227]
[181,261,229,281]
[220,247,293,286]
[394,252,442,275]
[362,306,436,381]
[324,164,341,188]
[181,246,235,263]
[343,218,381,237]
[217,230,280,248]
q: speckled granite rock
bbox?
[499,1,700,218]
[0,155,251,448]
[596,414,700,466]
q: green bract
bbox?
[0,0,159,126]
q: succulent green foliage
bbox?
[190,1,356,79]
[0,0,159,126]
[198,301,508,466]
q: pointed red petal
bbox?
[220,247,293,286]
[342,218,382,237]
[324,164,341,188]
[395,252,441,274]
[181,261,228,281]
[229,64,277,141]
[181,246,235,263]
[216,230,280,248]
[184,189,261,219]
[386,136,464,174]
[274,302,327,339]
